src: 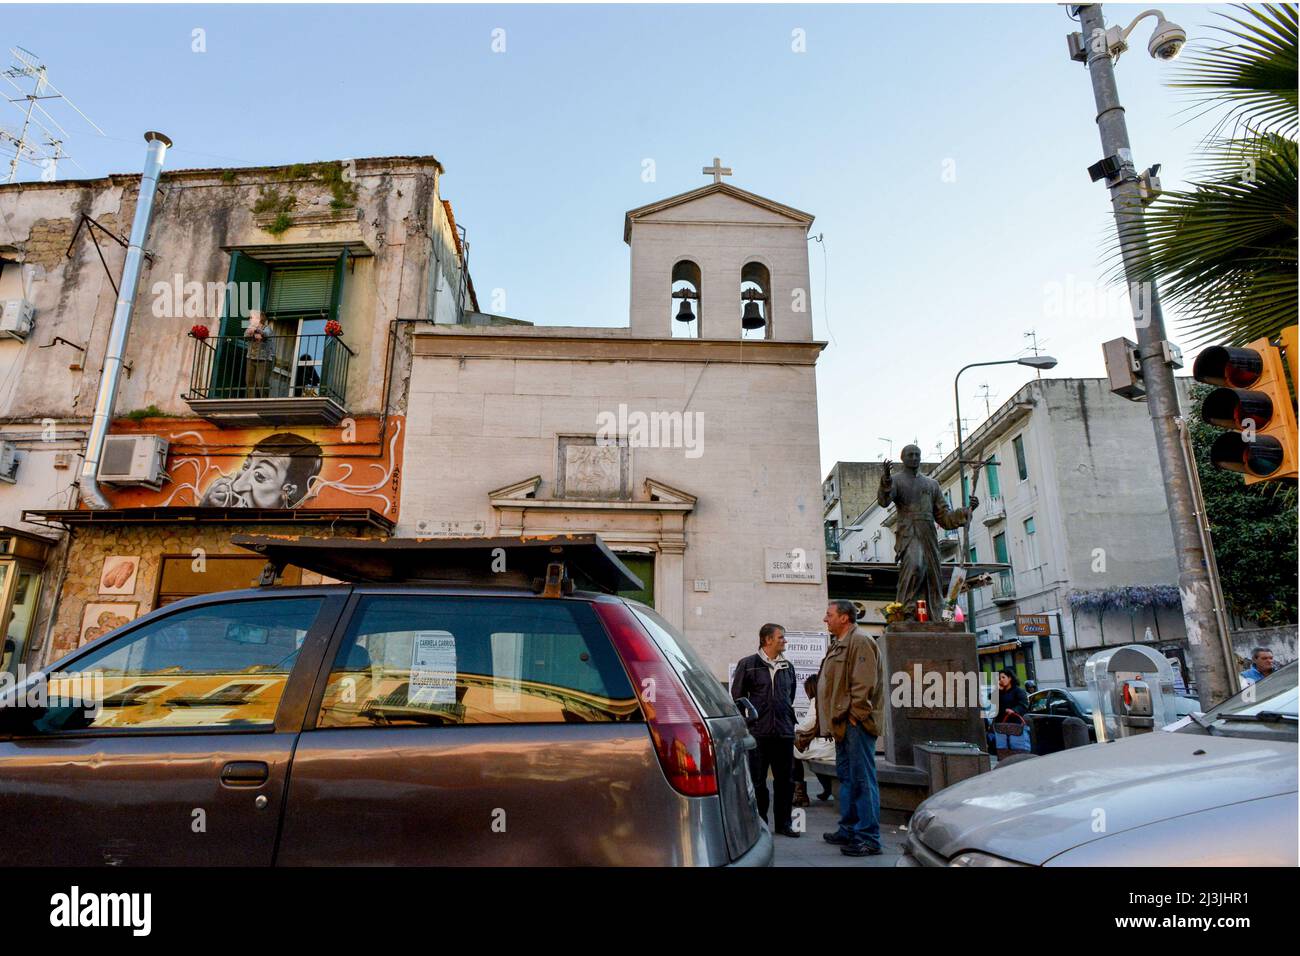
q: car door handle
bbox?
[221,761,269,787]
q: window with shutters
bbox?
[189,249,355,416]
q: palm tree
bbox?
[1119,3,1297,347]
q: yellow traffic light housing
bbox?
[1192,328,1298,484]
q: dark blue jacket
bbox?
[731,653,797,738]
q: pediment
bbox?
[624,183,813,243]
[487,474,697,511]
[643,478,697,505]
[488,475,541,500]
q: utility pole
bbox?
[1074,4,1234,706]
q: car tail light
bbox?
[594,602,718,797]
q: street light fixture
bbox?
[1067,4,1235,708]
[952,354,1059,622]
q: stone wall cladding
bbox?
[41,522,384,665]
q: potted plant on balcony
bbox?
[189,324,210,340]
[324,320,343,338]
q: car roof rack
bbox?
[231,532,644,596]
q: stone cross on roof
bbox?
[702,156,732,185]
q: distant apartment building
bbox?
[822,461,886,559]
[841,377,1195,689]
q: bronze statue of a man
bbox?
[877,444,978,620]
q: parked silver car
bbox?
[901,662,1298,866]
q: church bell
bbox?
[675,299,696,323]
[741,300,765,331]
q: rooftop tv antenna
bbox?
[1023,329,1050,380]
[2,46,102,183]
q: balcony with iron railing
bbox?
[991,570,1017,604]
[183,332,356,427]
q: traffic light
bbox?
[1192,327,1298,484]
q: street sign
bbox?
[1016,614,1051,637]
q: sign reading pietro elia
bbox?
[1016,614,1051,637]
[764,547,822,584]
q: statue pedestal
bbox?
[879,623,987,768]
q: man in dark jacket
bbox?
[731,623,800,837]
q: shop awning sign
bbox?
[1016,614,1051,637]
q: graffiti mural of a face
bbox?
[200,433,323,509]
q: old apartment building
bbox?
[0,141,470,671]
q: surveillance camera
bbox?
[1148,20,1186,60]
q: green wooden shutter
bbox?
[320,250,348,400]
[219,251,270,335]
[266,265,335,313]
[986,463,1001,497]
[213,252,270,397]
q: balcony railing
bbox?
[184,333,355,427]
[981,493,1007,526]
[991,570,1016,603]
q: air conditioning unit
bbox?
[0,441,18,483]
[97,435,169,489]
[0,300,35,341]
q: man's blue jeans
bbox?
[834,722,881,849]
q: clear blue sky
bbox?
[3,3,1230,473]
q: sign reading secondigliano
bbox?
[763,547,822,584]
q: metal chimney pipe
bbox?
[78,130,171,509]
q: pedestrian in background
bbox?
[817,600,884,857]
[1241,647,1276,684]
[731,623,800,838]
[996,668,1029,723]
[793,673,836,805]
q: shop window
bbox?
[0,528,53,679]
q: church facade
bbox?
[400,175,829,677]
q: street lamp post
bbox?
[1070,4,1234,707]
[954,355,1058,625]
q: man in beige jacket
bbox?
[815,599,885,856]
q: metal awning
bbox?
[979,641,1024,655]
[23,507,395,532]
[230,532,643,594]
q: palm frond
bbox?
[1107,135,1298,346]
[1170,3,1298,139]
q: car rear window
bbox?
[626,603,736,719]
[316,595,641,727]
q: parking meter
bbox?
[1083,644,1178,742]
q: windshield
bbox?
[1204,661,1297,721]
[1063,688,1094,716]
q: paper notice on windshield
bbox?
[409,630,458,707]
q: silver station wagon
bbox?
[901,662,1298,867]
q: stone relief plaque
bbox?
[557,436,629,500]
